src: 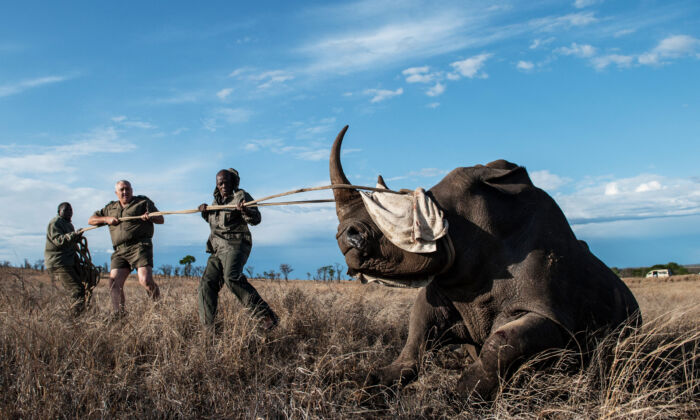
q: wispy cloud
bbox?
[555,42,597,58]
[530,37,556,49]
[554,174,700,225]
[111,116,156,129]
[638,35,700,65]
[363,87,403,103]
[203,107,253,131]
[216,88,233,100]
[529,12,598,32]
[0,127,134,175]
[573,0,604,9]
[298,12,473,74]
[0,75,72,98]
[450,53,493,79]
[517,60,535,71]
[530,170,571,191]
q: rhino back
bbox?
[426,165,639,345]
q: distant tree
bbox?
[191,266,204,277]
[174,267,180,277]
[159,264,173,277]
[180,255,196,277]
[279,264,293,281]
[245,266,254,279]
[307,272,311,280]
[34,259,45,272]
[0,260,11,267]
[316,265,333,281]
[334,263,344,281]
[102,262,109,274]
[23,259,31,269]
[328,266,335,280]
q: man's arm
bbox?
[88,208,120,226]
[240,191,261,226]
[47,220,80,248]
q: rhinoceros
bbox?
[330,126,641,399]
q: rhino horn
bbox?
[376,175,388,189]
[330,125,362,220]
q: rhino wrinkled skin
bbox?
[330,125,641,400]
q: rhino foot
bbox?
[366,361,418,389]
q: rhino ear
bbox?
[483,165,533,194]
[376,175,389,189]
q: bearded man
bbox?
[45,202,85,316]
[88,180,163,316]
[197,169,278,330]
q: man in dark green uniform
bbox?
[88,180,163,316]
[45,202,85,316]
[197,169,278,330]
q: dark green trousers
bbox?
[49,266,85,316]
[198,245,275,325]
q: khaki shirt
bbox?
[203,189,261,255]
[93,195,159,248]
[44,216,78,269]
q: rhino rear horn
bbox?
[330,125,362,220]
[376,175,388,189]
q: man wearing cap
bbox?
[88,180,163,316]
[197,168,278,330]
[45,202,85,316]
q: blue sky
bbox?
[1,0,699,276]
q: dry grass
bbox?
[1,268,698,419]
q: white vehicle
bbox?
[645,269,672,278]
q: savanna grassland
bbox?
[1,268,698,419]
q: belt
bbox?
[114,238,151,251]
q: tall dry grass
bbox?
[1,268,698,418]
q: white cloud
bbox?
[450,53,493,79]
[614,29,635,38]
[517,60,534,71]
[203,107,253,131]
[529,37,555,49]
[574,0,603,9]
[402,66,435,83]
[216,88,233,100]
[363,87,403,103]
[298,13,472,74]
[591,54,634,70]
[426,102,440,109]
[426,82,445,97]
[0,75,71,98]
[529,12,598,32]
[555,42,597,57]
[638,35,700,65]
[554,174,700,225]
[530,170,570,191]
[250,70,294,89]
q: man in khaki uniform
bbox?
[45,202,84,316]
[197,168,278,330]
[88,180,163,316]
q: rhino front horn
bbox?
[330,125,362,220]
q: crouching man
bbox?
[197,168,278,330]
[45,202,85,316]
[88,180,163,317]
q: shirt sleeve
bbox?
[47,220,76,249]
[146,197,159,213]
[241,191,261,226]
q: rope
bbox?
[78,184,405,233]
[74,235,101,307]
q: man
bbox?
[45,202,84,316]
[88,180,163,316]
[197,168,278,330]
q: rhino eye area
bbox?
[347,226,360,237]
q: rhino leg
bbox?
[373,286,467,387]
[456,312,566,400]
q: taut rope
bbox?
[78,184,406,234]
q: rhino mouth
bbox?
[355,272,433,289]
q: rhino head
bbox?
[330,126,450,287]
